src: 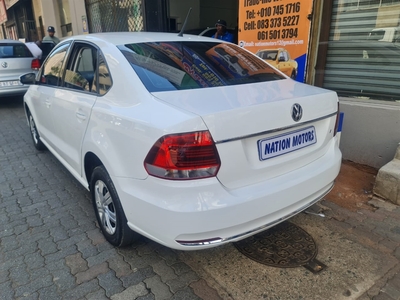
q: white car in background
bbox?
[21,32,341,250]
[0,39,40,97]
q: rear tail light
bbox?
[333,102,340,136]
[144,131,221,180]
[31,59,41,70]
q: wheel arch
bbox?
[24,102,32,122]
[84,152,104,190]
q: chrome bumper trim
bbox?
[176,182,334,247]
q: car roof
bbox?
[0,39,25,45]
[61,32,222,46]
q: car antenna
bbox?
[178,7,192,37]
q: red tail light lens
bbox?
[144,131,221,180]
[31,59,41,70]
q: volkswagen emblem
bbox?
[291,103,303,122]
[1,62,8,68]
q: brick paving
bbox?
[0,97,219,300]
[1,97,399,299]
[320,200,400,300]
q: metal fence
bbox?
[85,0,144,33]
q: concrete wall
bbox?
[39,0,88,38]
[69,0,88,35]
[31,0,43,39]
[40,0,60,36]
[339,98,400,169]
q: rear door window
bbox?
[0,43,33,58]
[92,53,112,95]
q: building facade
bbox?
[0,0,36,41]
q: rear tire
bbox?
[90,166,139,247]
[291,71,297,79]
[28,113,46,151]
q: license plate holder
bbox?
[258,126,317,161]
[0,80,22,87]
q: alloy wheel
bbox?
[94,179,117,235]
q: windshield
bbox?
[257,51,278,60]
[118,42,284,92]
[368,30,385,41]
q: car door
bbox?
[50,42,99,176]
[32,42,71,149]
[277,50,290,76]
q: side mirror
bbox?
[20,73,36,85]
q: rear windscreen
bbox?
[118,41,284,92]
[0,43,33,58]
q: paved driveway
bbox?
[1,97,399,300]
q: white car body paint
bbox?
[24,32,341,250]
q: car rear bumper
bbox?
[115,137,342,250]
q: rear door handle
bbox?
[45,99,51,108]
[76,111,86,121]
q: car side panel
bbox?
[76,44,207,181]
[24,85,57,148]
[82,92,207,181]
[276,50,290,76]
[277,60,289,76]
[51,89,96,175]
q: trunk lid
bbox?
[0,57,34,80]
[152,79,339,189]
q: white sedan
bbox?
[21,32,341,250]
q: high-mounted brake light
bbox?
[31,58,41,70]
[144,131,221,180]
